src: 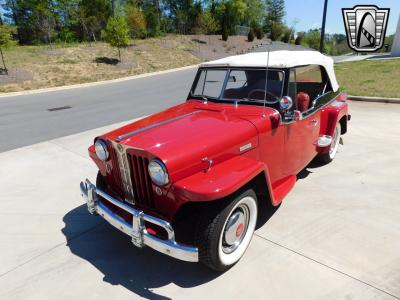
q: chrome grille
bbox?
[128,154,155,208]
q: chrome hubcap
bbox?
[329,127,340,156]
[222,204,249,254]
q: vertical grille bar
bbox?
[127,154,140,200]
[137,157,146,203]
[142,158,154,207]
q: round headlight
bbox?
[148,160,169,186]
[95,139,109,161]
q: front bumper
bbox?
[80,179,198,262]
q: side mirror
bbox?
[279,96,293,111]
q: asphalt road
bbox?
[0,67,197,152]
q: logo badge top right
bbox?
[342,5,390,52]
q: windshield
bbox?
[192,68,285,104]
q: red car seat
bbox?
[297,92,310,112]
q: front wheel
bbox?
[195,189,258,271]
[317,122,341,163]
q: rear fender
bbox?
[318,93,349,153]
[172,156,276,204]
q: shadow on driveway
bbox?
[62,205,220,299]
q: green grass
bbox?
[335,59,400,98]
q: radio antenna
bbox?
[263,45,270,117]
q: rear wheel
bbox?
[318,122,341,163]
[195,189,258,271]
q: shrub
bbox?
[248,29,255,42]
[270,22,284,41]
[281,26,292,43]
[254,27,264,39]
[295,32,305,45]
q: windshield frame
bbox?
[189,67,287,105]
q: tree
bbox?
[216,0,247,35]
[145,6,161,37]
[244,0,265,28]
[200,11,219,34]
[0,25,15,74]
[264,0,285,34]
[33,5,56,45]
[79,0,112,42]
[102,16,130,61]
[303,29,320,50]
[126,4,147,39]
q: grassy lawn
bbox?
[335,59,400,98]
[0,35,201,92]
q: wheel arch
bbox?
[339,115,347,135]
[171,170,275,245]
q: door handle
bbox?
[309,119,318,126]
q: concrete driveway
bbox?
[0,101,399,299]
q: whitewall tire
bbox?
[195,189,258,271]
[318,122,341,163]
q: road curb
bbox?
[348,95,400,104]
[0,64,199,99]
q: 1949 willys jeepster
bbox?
[80,50,350,271]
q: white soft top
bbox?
[200,50,339,92]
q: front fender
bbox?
[172,156,272,202]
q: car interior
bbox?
[223,69,284,101]
[291,65,333,113]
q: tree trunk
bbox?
[48,33,53,49]
[0,47,8,75]
[111,0,115,16]
[81,19,92,46]
[118,48,121,62]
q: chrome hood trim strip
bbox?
[116,111,200,142]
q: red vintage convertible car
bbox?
[80,50,350,271]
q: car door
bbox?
[296,65,331,166]
[282,67,322,176]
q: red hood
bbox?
[101,100,276,182]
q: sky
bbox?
[285,0,400,35]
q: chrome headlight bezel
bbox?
[94,139,109,161]
[148,159,169,186]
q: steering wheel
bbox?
[248,89,279,101]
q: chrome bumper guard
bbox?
[80,179,198,262]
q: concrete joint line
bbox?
[254,234,399,299]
